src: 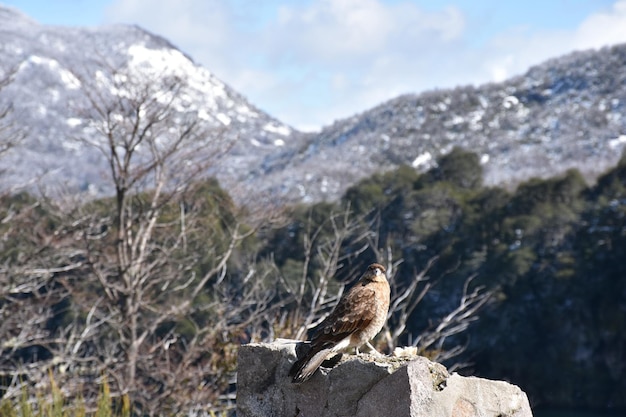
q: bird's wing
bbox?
[313,284,377,345]
[290,284,378,383]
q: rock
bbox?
[236,340,533,417]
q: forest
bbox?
[1,145,625,415]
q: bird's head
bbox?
[363,263,387,283]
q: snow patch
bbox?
[609,135,626,148]
[25,55,81,89]
[411,152,432,168]
[480,154,490,164]
[263,122,291,136]
[236,104,258,118]
[126,44,231,108]
[503,95,519,109]
[320,177,328,193]
[66,118,82,127]
[215,113,231,126]
[468,110,484,131]
[197,109,211,121]
[128,44,193,75]
[450,115,464,125]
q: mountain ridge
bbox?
[257,43,626,202]
[0,4,301,201]
[1,5,625,205]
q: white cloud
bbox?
[574,0,626,49]
[271,0,464,63]
[105,0,626,131]
[480,1,626,84]
[255,0,467,126]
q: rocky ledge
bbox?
[236,340,532,417]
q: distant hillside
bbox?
[1,5,625,204]
[256,44,626,202]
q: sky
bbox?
[3,0,626,131]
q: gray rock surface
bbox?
[237,340,533,417]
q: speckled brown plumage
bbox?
[289,263,391,383]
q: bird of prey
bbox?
[289,263,391,383]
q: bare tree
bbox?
[0,191,81,403]
[371,244,493,367]
[275,206,373,340]
[0,60,284,415]
[409,274,492,369]
[0,65,58,401]
[381,255,438,352]
[273,206,493,372]
[358,207,494,367]
[58,62,281,414]
[0,64,25,170]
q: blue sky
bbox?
[3,0,626,131]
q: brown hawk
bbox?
[289,263,390,383]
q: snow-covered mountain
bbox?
[0,5,299,199]
[256,44,626,202]
[1,5,626,205]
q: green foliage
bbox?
[420,146,483,189]
[592,148,626,202]
[334,147,626,409]
[343,164,419,216]
[3,146,626,411]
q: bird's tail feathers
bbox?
[289,346,333,383]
